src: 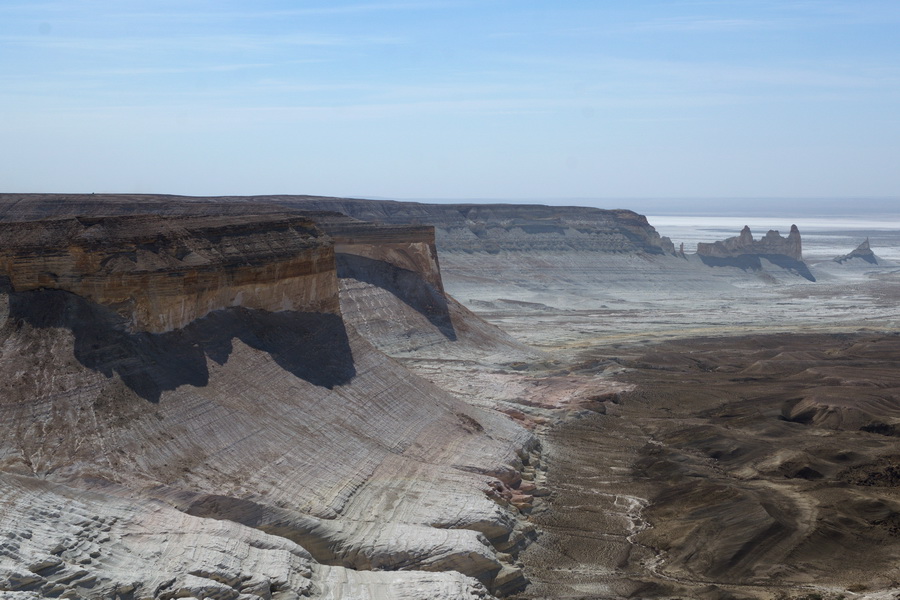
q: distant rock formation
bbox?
[697,224,802,261]
[696,225,814,281]
[290,199,678,255]
[834,238,878,265]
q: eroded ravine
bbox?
[513,333,900,600]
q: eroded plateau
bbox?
[1,194,898,600]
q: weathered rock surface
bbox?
[0,194,676,256]
[697,224,803,261]
[834,238,878,264]
[0,204,538,599]
[7,193,897,600]
[695,224,815,281]
[269,198,677,256]
[0,473,316,599]
[0,214,338,332]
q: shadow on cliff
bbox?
[335,253,457,340]
[6,289,356,402]
[699,254,816,282]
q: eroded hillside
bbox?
[0,207,540,599]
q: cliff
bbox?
[695,224,814,281]
[272,198,677,255]
[319,217,446,293]
[0,203,538,599]
[0,193,686,320]
[0,194,676,256]
[697,224,803,261]
[0,213,340,333]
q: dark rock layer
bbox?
[0,194,676,256]
[0,213,339,332]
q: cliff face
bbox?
[319,217,446,293]
[697,224,803,261]
[275,198,677,255]
[0,195,674,256]
[0,199,546,599]
[0,214,339,332]
[695,224,814,282]
[0,195,683,322]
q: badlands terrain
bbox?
[0,194,899,600]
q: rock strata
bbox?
[283,198,677,255]
[0,194,677,256]
[697,224,803,261]
[696,224,814,281]
[0,204,537,599]
[0,214,339,332]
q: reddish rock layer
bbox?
[0,213,339,332]
[327,223,445,294]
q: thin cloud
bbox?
[630,16,771,32]
[73,63,276,76]
[643,1,900,27]
[492,54,900,92]
[67,60,325,78]
[102,2,461,22]
[0,32,404,53]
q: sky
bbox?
[2,1,899,201]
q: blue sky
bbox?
[1,1,899,200]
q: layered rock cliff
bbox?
[322,218,446,293]
[697,224,803,261]
[695,224,814,281]
[0,214,339,332]
[267,198,677,256]
[0,194,676,256]
[0,202,538,599]
[0,193,689,320]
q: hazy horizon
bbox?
[391,196,900,219]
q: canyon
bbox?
[1,194,898,600]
